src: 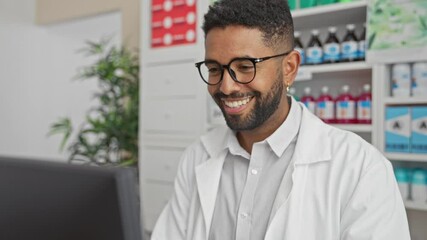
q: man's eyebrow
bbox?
[204,55,255,62]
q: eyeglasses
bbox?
[195,50,292,85]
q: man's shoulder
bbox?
[327,125,388,170]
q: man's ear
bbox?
[282,50,301,87]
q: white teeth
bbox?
[224,97,252,108]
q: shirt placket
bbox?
[235,144,266,240]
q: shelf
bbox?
[385,153,427,163]
[384,97,427,105]
[405,201,427,211]
[330,124,372,132]
[292,1,367,30]
[296,61,371,81]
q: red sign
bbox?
[151,0,197,48]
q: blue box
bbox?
[411,107,427,153]
[385,107,411,153]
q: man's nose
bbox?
[219,68,241,95]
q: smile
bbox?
[222,96,253,108]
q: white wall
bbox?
[0,0,121,161]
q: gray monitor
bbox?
[0,157,142,240]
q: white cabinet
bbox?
[139,0,210,233]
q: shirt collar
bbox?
[224,96,302,158]
[266,96,302,157]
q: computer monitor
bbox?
[0,156,142,240]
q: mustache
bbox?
[213,91,260,100]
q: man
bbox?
[151,0,410,239]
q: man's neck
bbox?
[236,96,291,154]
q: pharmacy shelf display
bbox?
[374,59,427,214]
[292,1,372,136]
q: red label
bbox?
[151,0,197,48]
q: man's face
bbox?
[205,26,287,131]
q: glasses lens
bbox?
[230,59,255,83]
[198,62,222,85]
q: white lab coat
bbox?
[151,102,411,240]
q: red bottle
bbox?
[357,84,372,124]
[335,85,357,124]
[301,87,316,114]
[316,86,335,123]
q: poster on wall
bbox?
[366,0,427,63]
[151,0,197,48]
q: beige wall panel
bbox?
[121,0,140,50]
[36,0,121,25]
[36,0,140,49]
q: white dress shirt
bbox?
[209,97,302,240]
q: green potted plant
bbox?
[48,38,139,167]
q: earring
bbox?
[286,83,291,92]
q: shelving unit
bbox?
[405,201,427,211]
[384,97,427,105]
[330,124,372,132]
[296,61,371,81]
[292,1,367,30]
[385,153,427,163]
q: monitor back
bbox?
[0,157,142,240]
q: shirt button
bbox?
[251,169,258,175]
[240,212,248,219]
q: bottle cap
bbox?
[311,29,319,35]
[342,85,349,92]
[363,84,371,92]
[346,24,355,30]
[304,87,311,95]
[328,26,337,33]
[294,31,301,37]
[321,86,329,94]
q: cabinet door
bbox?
[144,61,199,98]
[141,147,183,182]
[142,98,200,134]
[141,182,174,232]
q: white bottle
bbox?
[411,169,427,203]
[412,61,427,97]
[391,63,411,97]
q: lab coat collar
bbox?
[292,102,332,164]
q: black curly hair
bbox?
[202,0,294,51]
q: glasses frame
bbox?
[195,50,292,85]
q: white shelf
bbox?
[405,201,427,211]
[296,61,371,81]
[292,1,367,30]
[330,124,372,132]
[385,153,427,163]
[384,97,427,105]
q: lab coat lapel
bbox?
[195,150,227,239]
[267,103,332,229]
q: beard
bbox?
[213,72,285,131]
